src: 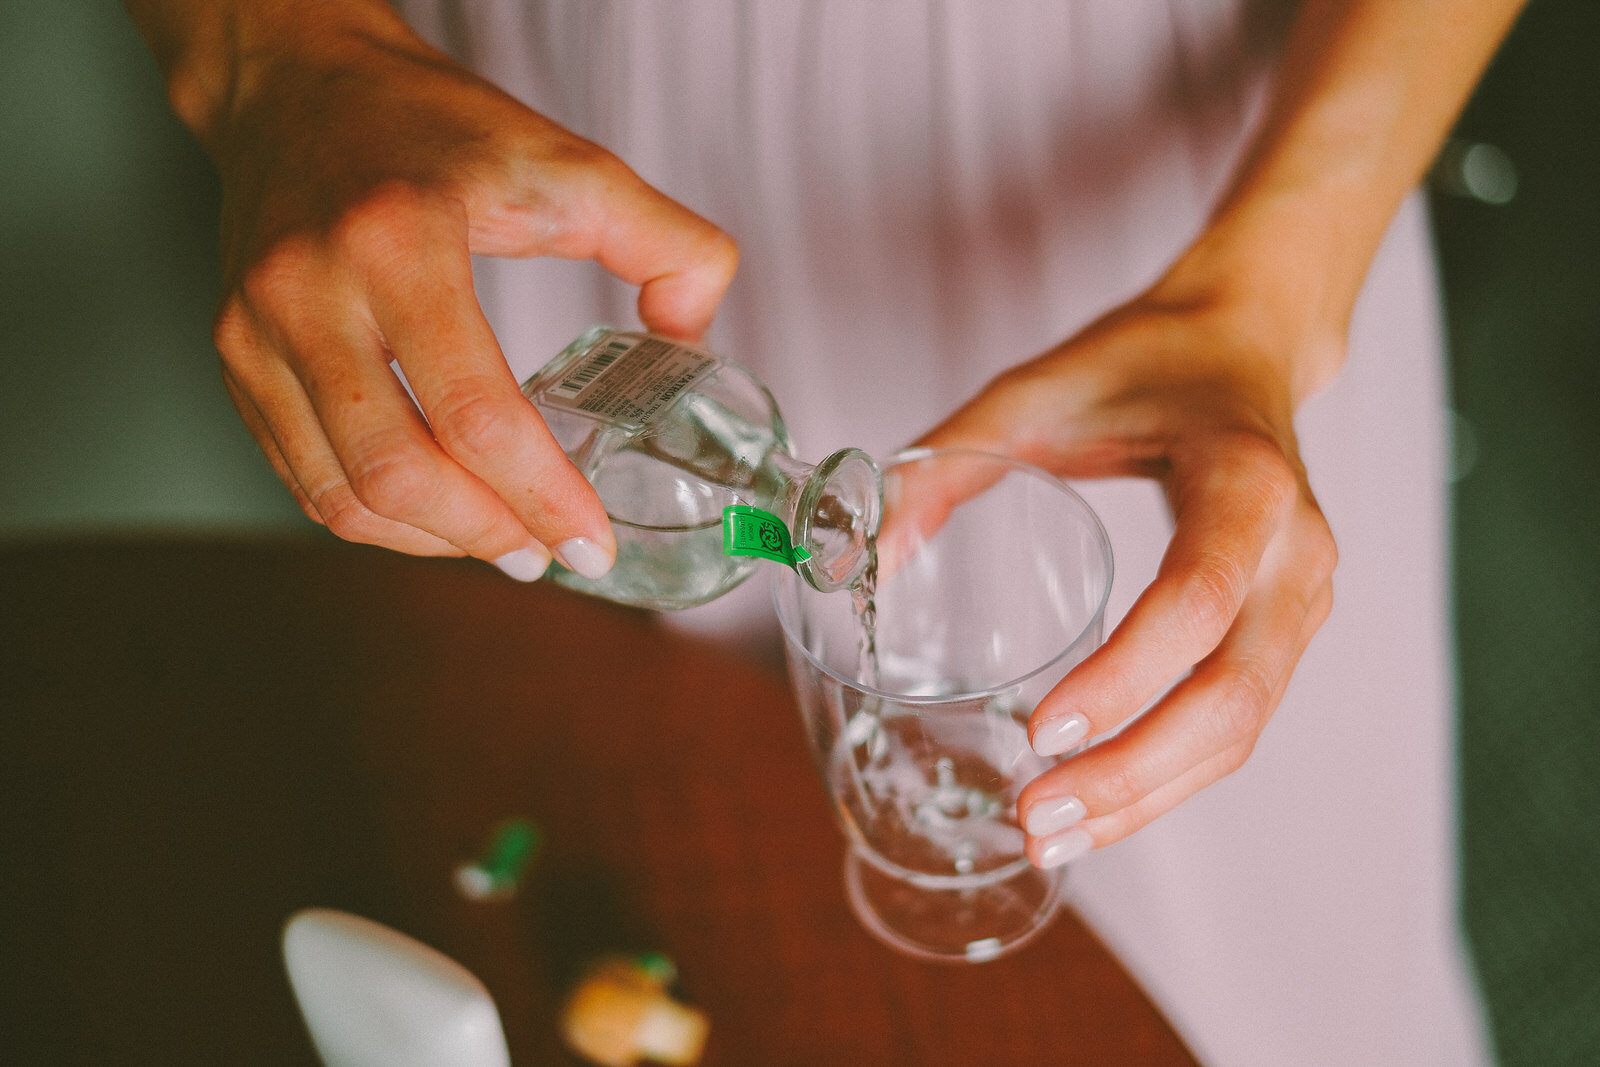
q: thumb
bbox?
[570,157,739,340]
[879,383,1034,581]
[911,369,1039,457]
[467,137,739,340]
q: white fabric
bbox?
[397,2,1491,1062]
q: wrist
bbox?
[1146,194,1364,407]
[144,0,420,152]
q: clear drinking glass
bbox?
[774,448,1113,963]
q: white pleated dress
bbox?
[397,2,1491,1062]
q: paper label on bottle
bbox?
[542,335,716,428]
[722,505,811,567]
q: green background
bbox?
[1437,3,1600,1062]
[0,2,302,535]
[2,4,1595,1063]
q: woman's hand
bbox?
[912,0,1524,863]
[914,287,1339,864]
[128,1,737,578]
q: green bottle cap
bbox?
[722,505,811,566]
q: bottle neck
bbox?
[765,448,882,593]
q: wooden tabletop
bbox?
[1,537,1194,1066]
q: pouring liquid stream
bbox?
[850,543,881,691]
[836,530,1045,883]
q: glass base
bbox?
[842,849,1064,964]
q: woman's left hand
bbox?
[913,289,1340,866]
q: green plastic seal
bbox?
[454,818,542,902]
[722,505,812,567]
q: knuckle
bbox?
[1095,764,1146,813]
[1088,666,1139,726]
[1209,659,1276,747]
[211,301,253,356]
[1175,553,1248,645]
[431,389,516,462]
[1305,513,1340,579]
[333,182,440,264]
[455,510,510,553]
[1259,454,1299,514]
[237,235,321,311]
[1228,431,1299,516]
[348,449,442,520]
[314,485,385,544]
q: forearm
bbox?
[121,0,418,151]
[1157,0,1526,400]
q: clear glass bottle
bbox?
[520,327,881,610]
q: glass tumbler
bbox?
[774,448,1113,963]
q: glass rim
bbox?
[771,446,1115,705]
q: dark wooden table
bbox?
[1,537,1194,1065]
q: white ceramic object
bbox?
[282,908,512,1067]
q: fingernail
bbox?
[492,546,550,582]
[1036,827,1093,870]
[1032,713,1091,757]
[555,537,612,580]
[1025,795,1087,837]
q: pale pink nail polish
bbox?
[1032,712,1091,757]
[1025,795,1087,837]
[492,546,550,582]
[555,537,612,579]
[1036,827,1093,870]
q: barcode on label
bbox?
[539,333,718,428]
[550,338,633,400]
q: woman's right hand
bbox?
[132,0,738,579]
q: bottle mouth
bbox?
[793,448,882,593]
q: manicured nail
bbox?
[1036,827,1093,870]
[1025,795,1087,837]
[492,546,550,582]
[555,537,612,580]
[1032,713,1091,757]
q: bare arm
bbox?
[914,0,1527,860]
[1166,0,1529,400]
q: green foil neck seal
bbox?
[722,505,812,567]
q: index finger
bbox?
[358,201,619,576]
[540,150,739,341]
